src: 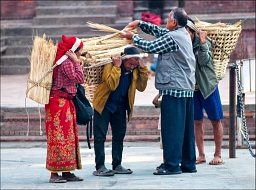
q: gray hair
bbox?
[171,8,188,27]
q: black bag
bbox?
[73,84,93,149]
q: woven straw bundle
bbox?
[195,20,242,80]
[26,34,57,104]
[80,22,138,102]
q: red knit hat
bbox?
[53,35,84,78]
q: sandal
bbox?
[49,175,67,183]
[153,168,182,175]
[93,166,115,176]
[63,173,83,181]
[209,157,225,165]
[156,163,164,170]
[113,164,133,174]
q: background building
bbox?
[1,0,255,75]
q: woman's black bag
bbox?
[73,84,93,149]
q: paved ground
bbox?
[1,66,255,189]
[1,141,255,189]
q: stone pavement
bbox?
[0,70,255,189]
[0,141,255,189]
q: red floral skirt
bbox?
[45,97,82,172]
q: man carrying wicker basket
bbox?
[92,46,148,176]
[186,18,225,165]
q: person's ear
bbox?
[173,19,177,26]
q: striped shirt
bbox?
[133,21,193,98]
[160,89,194,98]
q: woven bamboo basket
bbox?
[82,83,99,103]
[80,22,137,102]
[195,20,242,80]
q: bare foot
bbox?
[196,156,206,164]
[209,156,224,165]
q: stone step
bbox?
[33,15,117,25]
[37,1,102,7]
[1,23,126,38]
[1,46,7,55]
[1,55,29,66]
[1,33,116,47]
[1,111,255,141]
[35,5,117,16]
[1,27,32,37]
[30,24,125,36]
[3,45,31,55]
[0,65,30,75]
[2,36,38,46]
[1,37,5,46]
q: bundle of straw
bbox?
[194,19,242,80]
[26,34,57,104]
[80,22,139,102]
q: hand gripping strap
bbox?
[56,37,82,66]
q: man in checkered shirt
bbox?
[121,8,197,175]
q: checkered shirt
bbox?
[132,21,179,54]
[134,21,193,98]
[52,59,84,96]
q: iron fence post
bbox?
[229,65,236,158]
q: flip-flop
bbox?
[63,173,84,181]
[196,159,206,164]
[209,158,225,165]
[153,168,182,175]
[93,166,115,176]
[49,175,67,183]
[113,165,133,174]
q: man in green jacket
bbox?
[186,18,224,165]
[92,46,148,176]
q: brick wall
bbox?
[184,1,255,14]
[1,0,37,20]
[1,0,255,61]
[230,29,255,62]
[1,1,255,20]
[106,0,134,17]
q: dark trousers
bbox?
[93,108,127,170]
[161,95,196,172]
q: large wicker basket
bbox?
[80,22,137,102]
[80,45,127,102]
[195,20,242,80]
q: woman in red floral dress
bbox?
[45,35,84,183]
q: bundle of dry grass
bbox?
[194,19,242,80]
[26,34,57,104]
[80,22,138,102]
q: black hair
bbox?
[74,47,80,53]
[185,17,195,33]
[172,8,188,27]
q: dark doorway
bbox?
[148,1,164,18]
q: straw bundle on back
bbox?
[26,34,57,104]
[194,19,242,80]
[80,22,137,102]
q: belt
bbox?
[194,85,199,91]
